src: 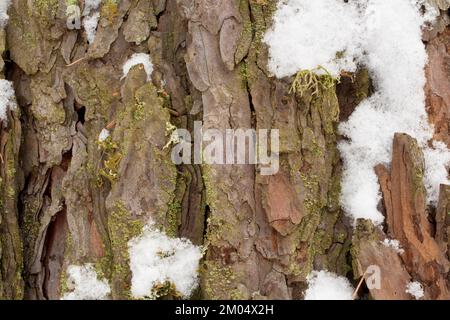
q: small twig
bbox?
[66,57,86,67]
[0,153,3,164]
[167,108,180,117]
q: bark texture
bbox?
[0,0,449,300]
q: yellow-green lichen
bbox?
[34,0,59,18]
[157,89,172,109]
[108,201,144,297]
[239,62,249,88]
[101,0,119,23]
[354,68,371,104]
[290,67,340,98]
[98,137,123,185]
[165,201,181,238]
[202,166,218,210]
[202,261,238,300]
[133,101,145,121]
[151,281,182,300]
[59,267,69,298]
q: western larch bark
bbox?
[0,0,449,300]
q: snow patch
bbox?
[0,0,11,28]
[61,264,111,300]
[423,141,450,204]
[82,0,101,16]
[304,270,354,300]
[264,0,450,225]
[0,79,17,123]
[406,281,424,300]
[128,222,203,299]
[382,238,405,254]
[122,53,154,81]
[98,128,110,142]
[83,12,100,44]
[264,0,364,78]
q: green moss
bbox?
[59,231,75,298]
[34,0,59,15]
[108,201,144,297]
[327,172,342,211]
[98,137,123,185]
[249,0,277,55]
[163,121,179,150]
[21,199,41,242]
[235,0,349,286]
[350,219,380,278]
[336,232,347,243]
[407,137,426,196]
[319,89,340,135]
[101,0,119,24]
[230,288,248,300]
[109,202,144,251]
[202,166,218,210]
[299,172,323,218]
[157,89,172,109]
[184,95,194,111]
[59,267,69,297]
[165,201,181,237]
[413,166,425,194]
[239,62,249,88]
[294,112,343,276]
[202,261,237,300]
[133,101,145,121]
[150,281,182,300]
[94,254,113,281]
[354,68,371,104]
[201,166,240,261]
[234,0,253,64]
[64,65,119,122]
[34,0,59,26]
[204,214,237,248]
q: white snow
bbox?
[382,238,405,254]
[61,264,111,300]
[264,0,450,225]
[122,53,154,81]
[423,141,450,204]
[83,12,100,44]
[128,222,203,299]
[0,0,11,28]
[304,270,354,300]
[98,128,110,142]
[417,0,440,23]
[264,0,364,78]
[0,79,17,122]
[82,0,101,44]
[406,281,424,300]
